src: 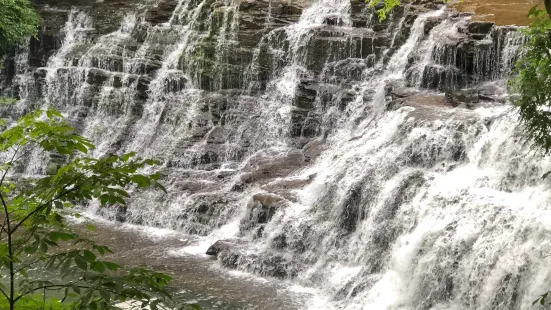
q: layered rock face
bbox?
[2,0,549,309]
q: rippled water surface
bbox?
[73,220,313,310]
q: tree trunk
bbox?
[546,0,551,19]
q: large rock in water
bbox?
[206,240,235,257]
[444,88,480,108]
[239,193,286,236]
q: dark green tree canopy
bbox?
[509,7,551,152]
[0,0,40,57]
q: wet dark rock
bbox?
[205,126,229,144]
[478,82,507,103]
[172,180,217,193]
[290,108,320,137]
[417,64,466,91]
[240,193,286,233]
[237,0,308,50]
[305,27,389,74]
[295,80,318,109]
[445,88,479,107]
[174,194,235,236]
[135,60,163,75]
[388,81,418,100]
[206,240,236,256]
[218,250,298,279]
[468,21,494,35]
[86,68,110,85]
[135,76,151,99]
[240,149,306,184]
[259,175,316,200]
[271,234,288,249]
[144,0,178,25]
[339,182,365,234]
[322,58,372,84]
[115,205,128,222]
[424,16,443,35]
[323,15,344,26]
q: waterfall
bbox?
[1,0,548,309]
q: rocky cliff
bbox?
[1,0,545,309]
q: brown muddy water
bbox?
[72,220,312,310]
[451,0,542,25]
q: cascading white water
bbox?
[1,0,547,309]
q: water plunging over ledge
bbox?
[1,0,550,309]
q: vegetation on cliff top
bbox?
[0,0,40,57]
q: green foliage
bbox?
[534,291,550,307]
[366,0,454,21]
[509,7,551,152]
[366,0,401,20]
[0,0,40,57]
[0,108,196,309]
[0,293,70,309]
[0,98,18,105]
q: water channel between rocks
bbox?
[72,218,314,309]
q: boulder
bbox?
[444,88,479,107]
[173,193,235,236]
[239,193,286,233]
[206,240,234,256]
[217,249,298,279]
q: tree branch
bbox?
[0,286,8,300]
[12,157,114,234]
[14,283,92,303]
[0,146,20,310]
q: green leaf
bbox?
[95,246,106,255]
[72,285,81,294]
[103,261,120,271]
[74,255,88,270]
[91,261,106,273]
[99,289,111,302]
[154,181,167,193]
[40,241,48,252]
[23,246,36,254]
[75,143,88,154]
[61,258,72,274]
[83,250,96,263]
[121,152,136,162]
[131,174,151,187]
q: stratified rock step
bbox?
[206,239,298,279]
